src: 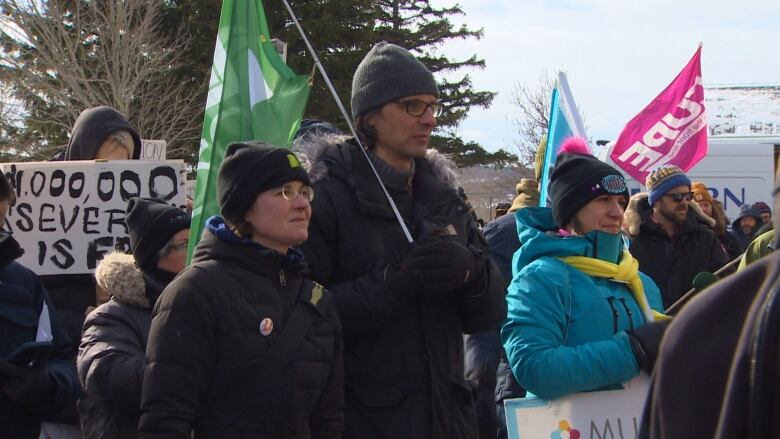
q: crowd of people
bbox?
[0,40,777,439]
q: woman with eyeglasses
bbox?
[77,198,190,439]
[502,138,668,401]
[139,142,344,438]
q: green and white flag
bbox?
[188,0,311,260]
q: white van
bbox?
[601,136,780,222]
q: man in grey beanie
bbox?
[297,42,506,439]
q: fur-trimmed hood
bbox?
[624,192,715,236]
[292,133,459,189]
[94,252,149,308]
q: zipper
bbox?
[279,270,287,287]
[606,297,619,334]
[618,298,635,330]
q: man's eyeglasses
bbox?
[396,99,444,117]
[280,184,314,202]
[665,191,694,203]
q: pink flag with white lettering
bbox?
[611,45,706,184]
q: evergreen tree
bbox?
[432,134,517,168]
[160,0,507,167]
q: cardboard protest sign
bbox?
[504,374,650,439]
[0,160,187,275]
[140,139,167,160]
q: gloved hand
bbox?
[626,320,671,373]
[403,239,481,294]
[0,360,53,405]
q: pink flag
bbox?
[611,46,706,184]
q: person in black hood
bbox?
[0,173,81,439]
[729,203,765,254]
[77,198,189,439]
[139,142,343,438]
[65,106,142,161]
[41,105,143,431]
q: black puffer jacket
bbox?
[139,218,343,438]
[0,234,81,439]
[296,136,506,439]
[624,192,729,308]
[77,252,170,439]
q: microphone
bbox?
[691,271,719,292]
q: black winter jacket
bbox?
[624,193,729,308]
[139,218,343,438]
[77,252,170,439]
[296,136,507,439]
[0,234,81,439]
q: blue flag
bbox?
[539,72,587,206]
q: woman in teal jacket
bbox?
[501,138,667,401]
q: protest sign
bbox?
[504,374,650,439]
[140,139,167,160]
[0,160,187,275]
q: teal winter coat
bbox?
[501,207,663,400]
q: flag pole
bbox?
[280,0,414,244]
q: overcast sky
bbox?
[434,0,780,153]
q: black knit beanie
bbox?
[125,198,190,270]
[217,141,310,224]
[351,42,439,118]
[549,153,629,228]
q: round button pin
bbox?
[259,317,274,336]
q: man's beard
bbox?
[741,225,755,235]
[660,204,688,225]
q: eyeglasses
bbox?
[279,184,314,202]
[396,99,444,117]
[165,241,189,254]
[665,191,694,203]
[171,241,189,251]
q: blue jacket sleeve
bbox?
[501,260,639,400]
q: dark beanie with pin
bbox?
[126,198,190,270]
[351,41,439,118]
[217,141,310,224]
[549,137,629,228]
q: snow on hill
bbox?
[706,85,780,136]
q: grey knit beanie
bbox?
[351,42,439,118]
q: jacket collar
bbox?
[294,135,461,220]
[514,207,626,267]
[192,216,306,275]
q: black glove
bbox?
[403,239,480,294]
[626,320,671,373]
[0,360,54,405]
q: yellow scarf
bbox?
[560,251,669,322]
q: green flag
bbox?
[188,0,311,260]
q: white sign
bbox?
[505,374,650,439]
[140,139,167,161]
[1,160,187,275]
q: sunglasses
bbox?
[396,99,444,117]
[665,191,694,203]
